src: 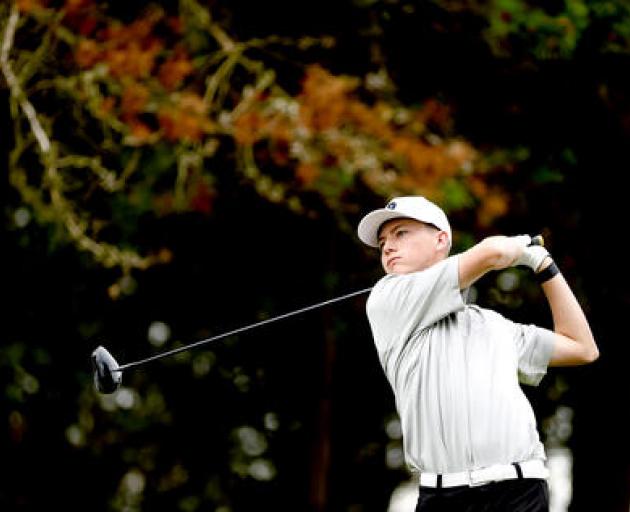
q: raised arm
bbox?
[537,259,599,366]
[459,234,599,367]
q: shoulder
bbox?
[373,257,457,290]
[367,256,460,314]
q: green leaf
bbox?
[441,178,475,210]
[533,165,564,184]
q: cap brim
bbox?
[357,210,408,247]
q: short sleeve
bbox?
[516,324,556,386]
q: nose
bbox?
[381,237,396,254]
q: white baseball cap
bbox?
[357,196,452,248]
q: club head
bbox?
[91,345,123,394]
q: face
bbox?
[378,218,448,274]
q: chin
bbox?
[392,264,426,275]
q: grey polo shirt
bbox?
[366,255,556,474]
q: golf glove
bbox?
[515,245,550,272]
[511,234,532,248]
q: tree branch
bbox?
[1,4,51,154]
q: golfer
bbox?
[357,196,599,511]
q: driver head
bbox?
[91,345,122,394]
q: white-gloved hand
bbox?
[511,234,532,248]
[515,245,550,272]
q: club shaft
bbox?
[116,235,544,372]
[117,287,373,371]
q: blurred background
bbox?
[1,0,628,510]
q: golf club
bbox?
[91,234,545,394]
[92,287,372,393]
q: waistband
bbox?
[419,459,549,488]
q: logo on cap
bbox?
[386,202,397,210]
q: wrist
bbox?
[535,259,560,284]
[535,255,554,273]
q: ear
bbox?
[436,231,450,252]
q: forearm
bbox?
[458,235,528,289]
[539,260,599,365]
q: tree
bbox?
[1,0,490,284]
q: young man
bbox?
[357,196,599,511]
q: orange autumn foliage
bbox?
[68,9,202,144]
[73,7,166,78]
[75,38,102,68]
[233,111,265,145]
[158,93,213,142]
[298,66,360,131]
[121,82,150,117]
[158,52,194,91]
[97,96,116,117]
[103,40,163,79]
[68,5,477,200]
[295,163,321,185]
[477,190,509,227]
[16,0,48,13]
[233,65,476,199]
[127,119,154,144]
